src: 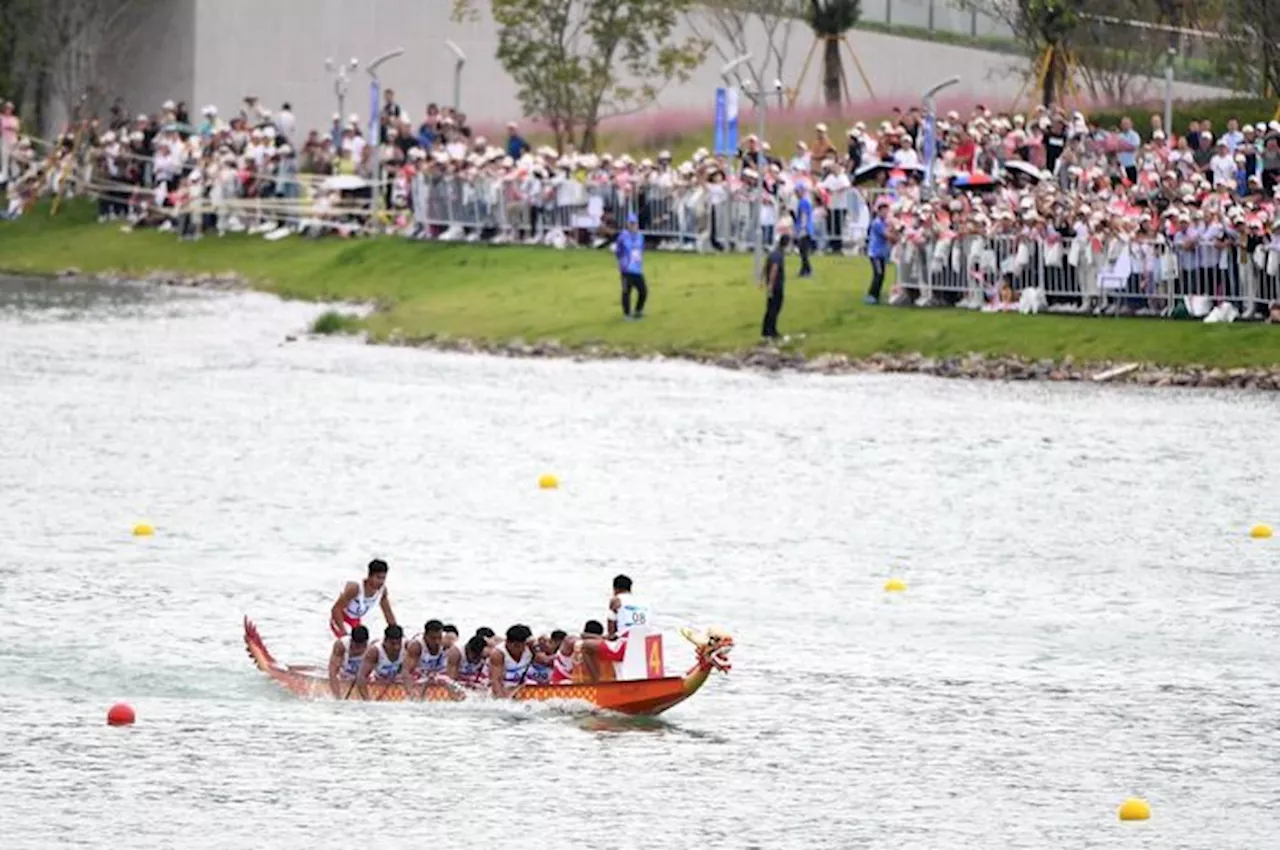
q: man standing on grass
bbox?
[864,202,892,305]
[615,213,648,320]
[794,185,815,278]
[761,234,789,341]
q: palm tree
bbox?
[806,0,861,107]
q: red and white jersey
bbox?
[550,647,576,684]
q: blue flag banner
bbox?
[369,79,381,144]
[714,87,741,156]
[922,109,937,187]
[714,87,727,155]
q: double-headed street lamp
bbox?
[324,56,360,129]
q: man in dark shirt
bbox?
[1044,115,1067,173]
[381,90,403,143]
[1184,119,1200,152]
[761,234,789,340]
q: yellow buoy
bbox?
[1249,523,1273,539]
[883,578,907,592]
[132,523,154,537]
[538,474,559,490]
[1118,798,1150,821]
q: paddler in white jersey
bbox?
[448,634,490,688]
[489,624,534,697]
[607,573,651,639]
[354,624,408,699]
[329,559,397,638]
[405,619,450,682]
[327,624,370,698]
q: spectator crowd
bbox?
[4,90,1280,323]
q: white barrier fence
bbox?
[405,173,883,253]
[893,232,1280,315]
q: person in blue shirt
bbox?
[794,184,815,278]
[865,203,893,305]
[1116,116,1141,184]
[506,122,530,160]
[614,214,647,320]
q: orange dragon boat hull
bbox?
[243,618,731,717]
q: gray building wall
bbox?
[105,0,197,121]
[92,0,1232,138]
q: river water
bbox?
[1,275,1277,849]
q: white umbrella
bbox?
[321,175,370,191]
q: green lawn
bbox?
[3,200,1279,368]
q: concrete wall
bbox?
[105,0,197,120]
[92,0,1233,137]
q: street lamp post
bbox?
[446,40,466,114]
[920,75,960,201]
[1163,47,1175,140]
[365,47,405,219]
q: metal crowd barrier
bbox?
[893,233,1280,313]
[405,174,891,253]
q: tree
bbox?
[1220,1,1280,98]
[0,0,155,131]
[454,0,709,152]
[957,0,1086,107]
[805,0,860,107]
[687,1,799,96]
[1072,0,1165,105]
[0,0,40,116]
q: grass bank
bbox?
[3,201,1279,369]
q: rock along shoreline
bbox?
[46,267,1280,392]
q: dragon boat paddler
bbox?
[353,624,409,699]
[448,634,490,688]
[327,624,370,698]
[489,624,533,697]
[405,619,450,682]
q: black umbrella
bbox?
[1002,160,1047,183]
[854,161,925,184]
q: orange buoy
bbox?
[107,702,136,726]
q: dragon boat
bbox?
[243,617,733,716]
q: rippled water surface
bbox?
[1,275,1278,849]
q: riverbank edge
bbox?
[23,266,1280,392]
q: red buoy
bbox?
[107,702,136,726]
